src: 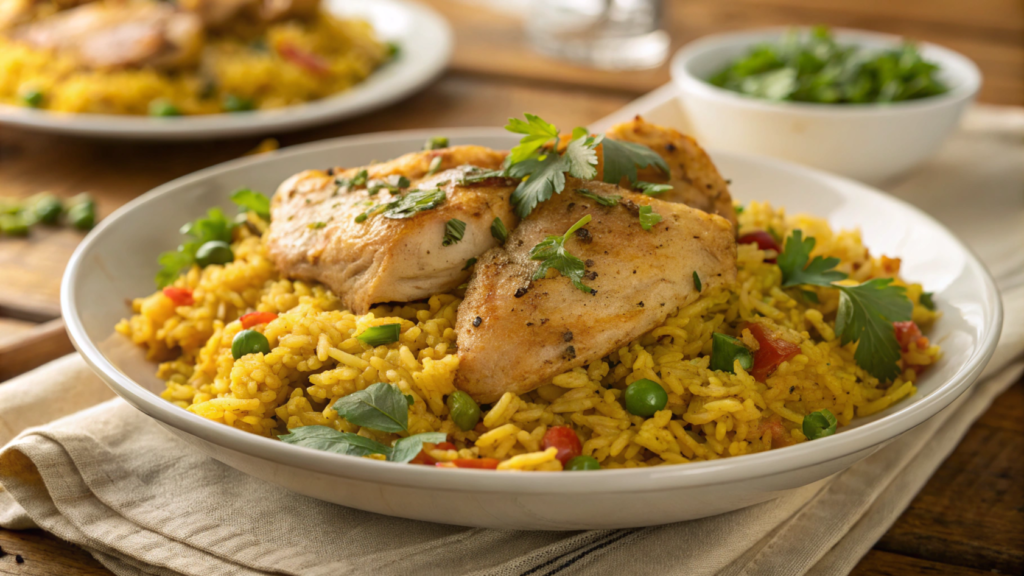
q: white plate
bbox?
[0,0,451,140]
[62,129,1002,530]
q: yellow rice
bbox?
[0,12,385,115]
[116,204,941,471]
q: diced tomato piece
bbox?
[162,287,194,306]
[447,458,500,469]
[240,311,277,329]
[435,442,456,451]
[738,231,782,263]
[409,450,437,466]
[758,418,792,449]
[541,426,582,465]
[749,323,800,382]
[893,321,924,352]
[277,42,330,76]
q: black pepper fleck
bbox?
[638,301,644,308]
[326,167,335,176]
[563,345,576,360]
[16,555,25,564]
[526,322,534,327]
[472,317,482,327]
[563,331,573,342]
[584,270,598,280]
[789,386,795,393]
[589,289,597,296]
[665,143,677,152]
[574,227,592,244]
[705,183,712,189]
[567,202,576,211]
[585,259,595,267]
[514,287,528,298]
[726,179,733,185]
[540,318,549,325]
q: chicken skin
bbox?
[265,146,517,314]
[454,178,737,402]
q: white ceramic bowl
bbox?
[670,28,981,183]
[62,129,1002,530]
[0,0,451,140]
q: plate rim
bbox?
[61,127,1004,494]
[0,0,452,140]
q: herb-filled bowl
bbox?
[670,27,981,183]
[62,128,1001,530]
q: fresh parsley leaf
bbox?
[423,136,448,150]
[405,394,415,406]
[778,230,847,287]
[835,279,913,381]
[460,168,509,185]
[530,215,593,294]
[562,133,603,180]
[490,217,508,243]
[443,218,466,246]
[382,189,446,219]
[279,426,391,456]
[575,188,620,207]
[332,382,410,433]
[601,139,669,186]
[508,154,567,219]
[155,249,195,289]
[390,432,448,463]
[356,324,401,347]
[505,113,560,164]
[693,271,702,292]
[801,289,820,304]
[462,257,477,271]
[155,207,235,288]
[802,409,838,440]
[638,205,662,231]
[919,291,936,311]
[636,181,673,196]
[230,188,270,220]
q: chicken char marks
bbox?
[455,178,737,403]
[265,145,517,314]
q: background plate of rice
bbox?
[61,128,1002,529]
[0,0,451,140]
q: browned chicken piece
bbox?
[265,146,517,314]
[454,178,737,403]
[10,3,203,69]
[603,116,737,227]
[178,0,315,28]
[0,0,96,30]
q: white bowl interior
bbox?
[61,129,1001,527]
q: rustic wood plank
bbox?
[850,549,994,576]
[0,319,74,382]
[0,529,109,576]
[0,319,36,348]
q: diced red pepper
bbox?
[893,321,925,352]
[446,458,500,469]
[435,442,456,451]
[758,417,792,449]
[277,42,330,76]
[738,231,781,263]
[541,426,582,465]
[162,287,193,306]
[240,311,277,329]
[749,323,800,382]
[409,450,437,466]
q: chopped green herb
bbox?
[919,291,936,311]
[693,271,702,292]
[332,382,410,432]
[459,168,509,185]
[710,332,753,374]
[351,169,369,187]
[20,88,44,108]
[708,27,948,104]
[223,94,254,112]
[442,218,466,246]
[382,188,446,219]
[308,221,326,229]
[802,409,838,440]
[734,205,745,215]
[367,175,410,196]
[354,204,380,223]
[405,394,415,406]
[155,207,235,287]
[638,205,662,231]
[600,138,669,186]
[230,188,271,220]
[801,289,820,304]
[490,217,508,243]
[426,156,443,176]
[636,181,673,196]
[778,230,845,287]
[356,324,401,347]
[462,257,477,271]
[148,99,180,117]
[575,188,620,207]
[530,215,594,294]
[423,136,449,150]
[386,41,400,58]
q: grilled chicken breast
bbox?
[10,2,203,69]
[265,146,517,314]
[454,178,737,402]
[604,117,737,227]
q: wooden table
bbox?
[1,0,1021,574]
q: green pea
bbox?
[624,378,668,417]
[223,94,254,112]
[149,99,180,117]
[31,194,63,224]
[446,390,481,431]
[195,240,234,267]
[232,329,270,359]
[0,213,30,236]
[67,202,95,230]
[20,88,44,108]
[565,455,600,471]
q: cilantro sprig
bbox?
[530,215,594,294]
[778,229,913,381]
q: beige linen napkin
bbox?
[2,104,1022,576]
